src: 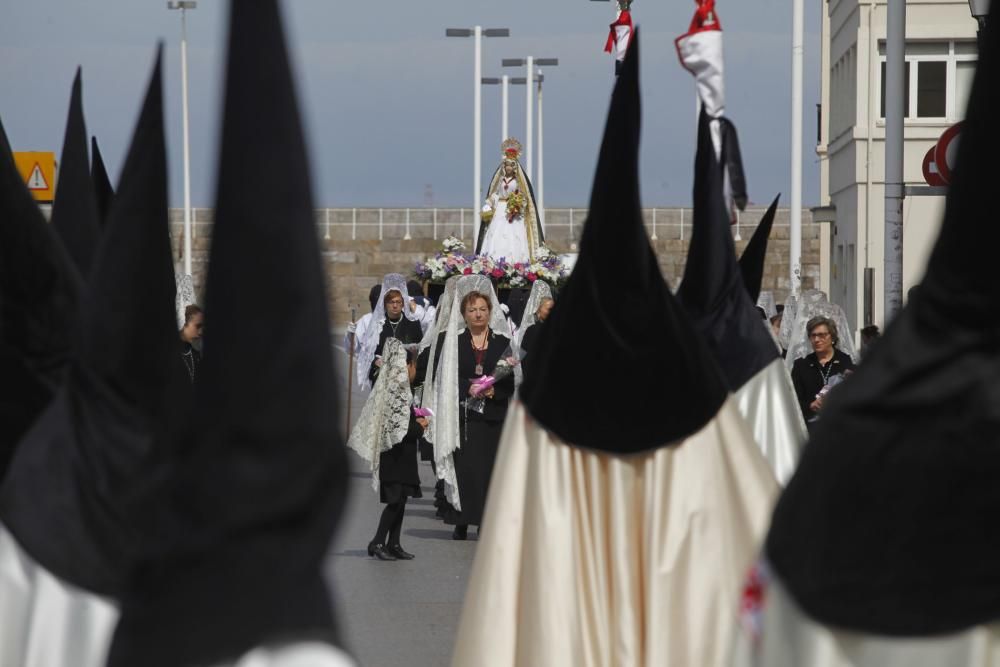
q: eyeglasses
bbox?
[386,299,404,306]
[808,332,831,340]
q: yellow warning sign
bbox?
[13,152,56,202]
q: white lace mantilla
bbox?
[430,275,513,511]
[346,338,412,491]
[355,274,420,390]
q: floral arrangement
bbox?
[414,239,570,289]
[442,235,466,254]
[505,192,525,222]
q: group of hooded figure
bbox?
[1,0,999,666]
[0,2,355,666]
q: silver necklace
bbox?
[182,348,196,382]
[387,316,402,338]
[817,356,835,385]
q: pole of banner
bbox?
[345,305,356,441]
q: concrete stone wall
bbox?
[169,207,821,330]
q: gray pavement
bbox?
[326,345,476,667]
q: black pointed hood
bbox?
[0,115,82,476]
[49,69,101,276]
[0,49,186,597]
[520,32,728,453]
[767,7,1000,636]
[91,135,115,225]
[676,110,778,390]
[109,2,348,665]
[739,194,779,305]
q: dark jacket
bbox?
[368,316,424,385]
[434,329,515,423]
[790,348,855,419]
[180,341,202,385]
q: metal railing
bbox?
[169,206,817,245]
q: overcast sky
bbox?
[0,1,822,209]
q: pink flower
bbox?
[491,268,504,278]
[463,267,472,275]
[526,272,537,282]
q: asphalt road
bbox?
[327,343,476,667]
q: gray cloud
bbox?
[0,0,822,208]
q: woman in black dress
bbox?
[791,315,855,424]
[346,338,428,561]
[431,277,515,540]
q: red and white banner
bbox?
[604,7,634,68]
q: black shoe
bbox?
[452,525,468,541]
[367,542,397,561]
[387,544,415,560]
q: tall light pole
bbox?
[968,0,990,57]
[446,27,510,246]
[502,74,509,138]
[534,65,557,231]
[537,69,545,230]
[482,76,512,146]
[789,0,803,297]
[167,0,196,277]
[502,57,557,185]
[883,0,906,323]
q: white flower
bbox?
[442,236,466,254]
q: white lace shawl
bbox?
[757,290,778,319]
[346,338,412,492]
[778,293,798,349]
[175,272,197,330]
[513,280,553,352]
[784,291,859,369]
[355,274,420,390]
[430,275,513,511]
[417,276,460,444]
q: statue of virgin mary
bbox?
[476,138,545,264]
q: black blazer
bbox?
[791,348,855,419]
[434,329,514,423]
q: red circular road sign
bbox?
[934,122,963,185]
[922,146,947,187]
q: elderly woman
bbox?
[790,315,855,422]
[432,277,515,540]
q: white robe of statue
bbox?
[480,175,531,265]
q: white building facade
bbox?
[816,0,979,334]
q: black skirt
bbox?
[379,438,423,505]
[418,436,433,462]
[443,418,503,527]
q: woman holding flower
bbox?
[430,276,516,540]
[476,138,545,265]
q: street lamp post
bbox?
[502,58,557,186]
[537,68,545,230]
[883,0,906,324]
[446,27,510,246]
[167,0,196,276]
[482,76,514,146]
[968,0,990,51]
